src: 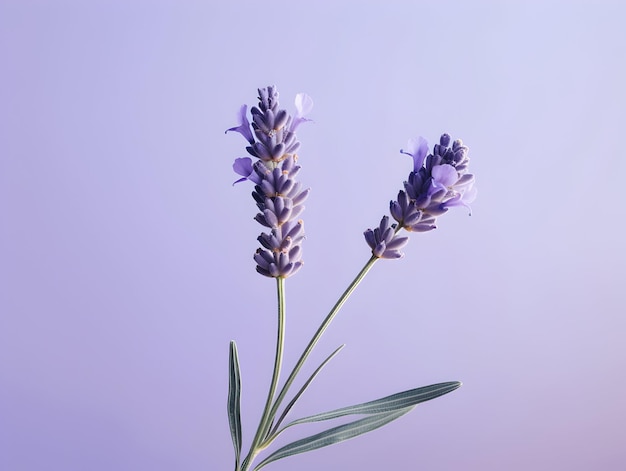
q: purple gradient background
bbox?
[2,1,625,470]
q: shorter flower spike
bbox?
[365,133,476,257]
[364,216,409,259]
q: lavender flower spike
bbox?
[227,86,312,278]
[366,133,476,255]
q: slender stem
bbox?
[262,255,379,442]
[241,277,286,471]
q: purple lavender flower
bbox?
[227,86,312,278]
[365,133,476,255]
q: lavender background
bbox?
[2,1,625,470]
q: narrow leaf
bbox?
[227,341,242,468]
[270,344,345,435]
[254,407,413,470]
[286,381,461,427]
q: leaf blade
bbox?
[227,340,242,467]
[287,381,461,426]
[254,407,414,470]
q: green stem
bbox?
[261,255,379,446]
[241,277,286,471]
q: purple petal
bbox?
[408,223,437,233]
[463,185,478,204]
[381,250,403,259]
[225,105,255,144]
[295,93,314,116]
[385,236,409,251]
[378,215,390,234]
[402,210,422,227]
[274,109,289,130]
[453,173,475,190]
[441,185,477,214]
[288,245,302,262]
[233,157,253,176]
[390,201,403,223]
[431,164,458,187]
[440,195,462,209]
[290,93,314,131]
[373,240,387,258]
[291,188,310,206]
[364,229,376,248]
[232,157,261,185]
[400,137,429,171]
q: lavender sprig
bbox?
[226,89,474,471]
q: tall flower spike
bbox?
[227,87,313,278]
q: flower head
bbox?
[366,133,476,255]
[391,133,476,231]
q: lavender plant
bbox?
[225,86,476,471]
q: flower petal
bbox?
[225,105,255,144]
[400,137,429,171]
[232,157,262,185]
[431,164,458,187]
[295,93,314,117]
[290,93,314,132]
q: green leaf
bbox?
[227,341,242,468]
[269,345,345,436]
[286,381,461,427]
[254,408,413,470]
